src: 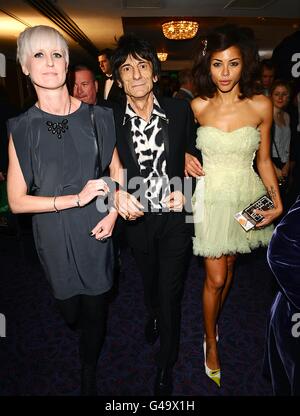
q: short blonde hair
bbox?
[17,25,69,68]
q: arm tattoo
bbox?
[268,186,277,200]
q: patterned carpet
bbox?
[0,222,276,396]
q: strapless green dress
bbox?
[192,126,273,258]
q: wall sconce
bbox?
[157,52,168,62]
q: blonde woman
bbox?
[7,25,124,395]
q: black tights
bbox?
[56,294,108,366]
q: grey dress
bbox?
[8,102,116,300]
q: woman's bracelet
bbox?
[53,196,59,213]
[76,194,81,208]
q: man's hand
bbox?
[163,191,186,212]
[185,153,204,178]
[115,190,144,220]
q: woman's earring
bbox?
[202,39,208,57]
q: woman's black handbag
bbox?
[271,156,285,170]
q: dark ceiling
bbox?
[123,15,300,62]
[0,0,300,70]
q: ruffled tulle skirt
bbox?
[192,171,273,258]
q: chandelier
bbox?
[157,52,168,62]
[162,20,199,40]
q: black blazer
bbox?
[98,78,124,103]
[112,95,199,251]
[173,88,193,103]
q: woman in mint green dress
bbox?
[188,25,283,387]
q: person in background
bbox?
[98,48,123,103]
[0,85,18,225]
[173,68,195,103]
[0,85,18,180]
[190,24,282,388]
[270,80,291,209]
[259,59,275,96]
[285,88,300,209]
[72,64,98,105]
[7,25,124,396]
[265,195,300,395]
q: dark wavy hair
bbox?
[98,48,114,60]
[111,34,161,82]
[192,24,262,99]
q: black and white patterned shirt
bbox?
[123,97,170,211]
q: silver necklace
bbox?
[38,97,72,139]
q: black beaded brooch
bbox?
[46,119,68,139]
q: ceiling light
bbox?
[157,52,168,62]
[162,20,199,40]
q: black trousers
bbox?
[132,213,192,368]
[56,293,108,366]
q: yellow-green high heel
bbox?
[203,337,221,387]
